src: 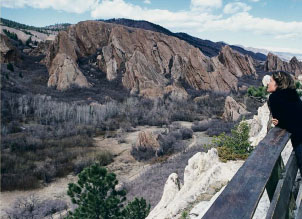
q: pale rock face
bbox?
[102,44,118,81]
[147,148,244,219]
[190,186,226,219]
[222,96,250,122]
[246,103,271,146]
[48,53,90,90]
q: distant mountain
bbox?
[1,18,70,34]
[238,45,302,62]
[103,18,266,61]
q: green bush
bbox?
[247,86,268,100]
[212,121,252,162]
[7,63,14,72]
[66,164,150,219]
[94,150,114,166]
[296,81,302,97]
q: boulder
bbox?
[222,96,250,121]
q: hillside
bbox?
[103,18,267,61]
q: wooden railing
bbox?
[202,127,302,219]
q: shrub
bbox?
[7,63,14,72]
[131,144,157,161]
[5,194,68,219]
[212,121,252,162]
[94,150,114,166]
[180,128,193,139]
[247,86,268,101]
[123,197,151,219]
[206,119,236,136]
[192,120,211,132]
[66,164,150,219]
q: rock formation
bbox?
[45,21,257,95]
[218,45,256,78]
[222,96,250,121]
[147,148,244,219]
[246,103,271,146]
[135,131,160,151]
[265,52,302,78]
[0,33,20,63]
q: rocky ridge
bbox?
[45,20,257,96]
[265,52,302,77]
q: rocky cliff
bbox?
[45,21,257,96]
[265,52,302,77]
[0,33,20,63]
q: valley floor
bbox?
[0,121,212,216]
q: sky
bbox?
[1,0,302,54]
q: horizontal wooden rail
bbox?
[202,127,291,219]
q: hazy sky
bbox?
[2,0,302,53]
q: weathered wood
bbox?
[266,152,298,219]
[266,156,284,201]
[202,127,291,219]
[296,196,302,219]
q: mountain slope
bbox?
[103,18,266,61]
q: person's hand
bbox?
[272,118,279,126]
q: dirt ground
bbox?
[0,122,210,216]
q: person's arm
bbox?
[268,94,287,129]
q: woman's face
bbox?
[267,77,277,93]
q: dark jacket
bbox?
[268,88,302,146]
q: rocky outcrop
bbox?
[265,52,302,77]
[46,31,90,90]
[246,103,271,146]
[0,33,20,63]
[289,56,302,77]
[45,21,257,95]
[135,131,160,150]
[222,96,250,121]
[47,53,90,90]
[218,45,256,78]
[147,148,244,219]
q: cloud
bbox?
[90,0,221,29]
[275,33,301,40]
[3,0,302,50]
[143,0,151,4]
[223,2,251,14]
[90,0,302,38]
[249,0,260,2]
[2,0,98,13]
[190,0,222,11]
